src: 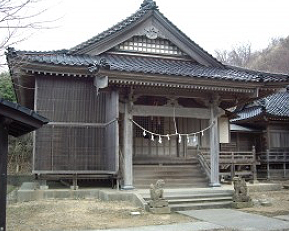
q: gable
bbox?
[68,0,223,68]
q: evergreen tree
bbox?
[0,72,16,102]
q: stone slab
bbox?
[20,182,39,190]
[149,207,171,214]
[179,209,289,231]
[81,222,224,231]
[274,215,289,221]
[232,201,254,209]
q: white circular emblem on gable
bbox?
[145,27,159,39]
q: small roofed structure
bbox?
[231,90,289,179]
[0,98,48,231]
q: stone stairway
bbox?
[138,188,233,211]
[133,157,208,189]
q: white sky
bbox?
[8,0,289,56]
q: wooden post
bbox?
[209,102,221,187]
[283,151,286,178]
[231,152,235,182]
[251,146,258,183]
[266,149,270,180]
[122,99,134,190]
[0,122,8,231]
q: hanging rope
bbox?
[130,118,215,139]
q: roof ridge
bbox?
[141,0,158,10]
[68,3,152,54]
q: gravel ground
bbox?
[6,187,289,231]
[241,189,289,217]
[7,200,197,231]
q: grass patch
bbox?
[7,185,15,194]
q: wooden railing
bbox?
[198,152,211,179]
[258,149,289,179]
[259,149,289,163]
[200,151,257,165]
[198,146,258,181]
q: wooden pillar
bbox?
[0,122,8,231]
[122,100,134,190]
[251,146,258,183]
[210,102,221,187]
[266,149,270,179]
[283,151,286,178]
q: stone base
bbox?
[149,207,171,214]
[232,201,254,209]
[40,185,49,190]
[148,200,171,214]
[121,185,135,190]
[148,200,168,208]
[70,185,79,190]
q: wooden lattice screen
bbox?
[33,76,119,174]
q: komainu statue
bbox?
[232,177,253,208]
[148,179,170,214]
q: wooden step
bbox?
[133,164,208,189]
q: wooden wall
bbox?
[268,123,289,149]
[133,117,210,158]
[33,76,118,174]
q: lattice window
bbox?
[114,36,186,56]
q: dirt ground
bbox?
[241,189,289,217]
[6,188,289,231]
[7,200,197,231]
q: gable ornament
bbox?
[144,27,159,40]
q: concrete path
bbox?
[274,215,289,222]
[179,209,289,231]
[83,222,224,231]
[84,209,289,231]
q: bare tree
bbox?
[0,0,56,68]
[215,43,254,68]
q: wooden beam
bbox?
[132,105,211,119]
[0,122,8,231]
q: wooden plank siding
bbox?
[33,76,119,174]
[132,117,210,160]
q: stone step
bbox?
[139,187,234,211]
[140,190,233,200]
[169,201,233,211]
[134,171,206,176]
[133,157,199,165]
[134,178,207,183]
[133,165,201,170]
[168,196,232,204]
[134,182,208,189]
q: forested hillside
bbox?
[215,36,289,74]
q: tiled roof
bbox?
[232,91,289,122]
[231,107,263,122]
[0,98,49,136]
[7,49,289,83]
[68,1,157,54]
[263,91,289,117]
